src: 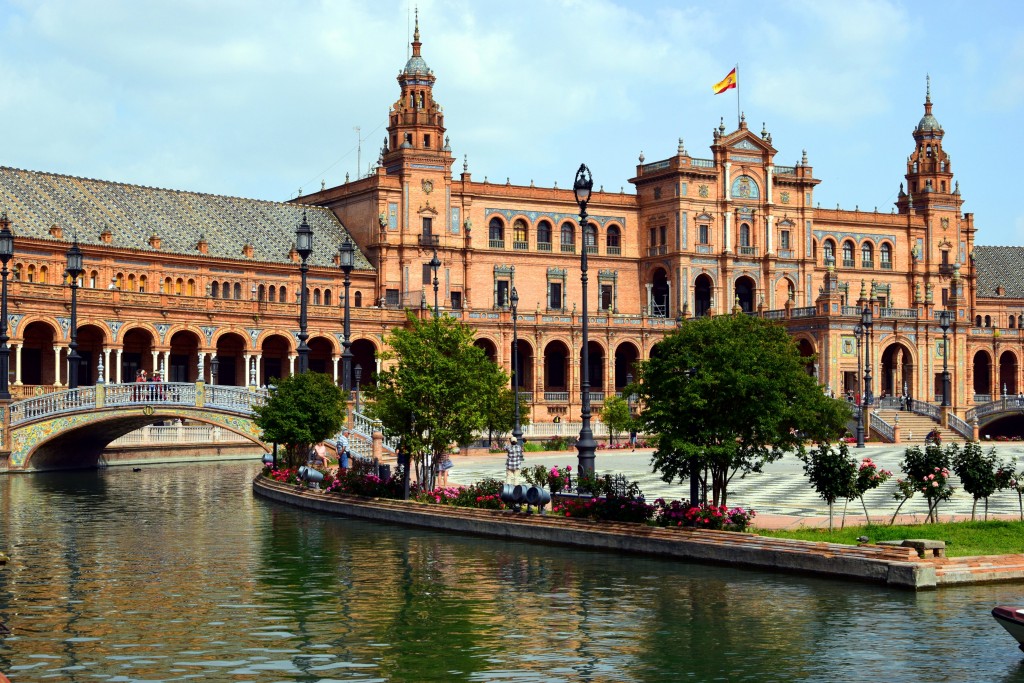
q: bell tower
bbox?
[896,75,958,214]
[382,10,449,170]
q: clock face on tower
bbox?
[422,179,434,194]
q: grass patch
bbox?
[758,520,1024,557]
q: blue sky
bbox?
[1,0,1022,244]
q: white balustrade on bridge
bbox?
[108,424,253,446]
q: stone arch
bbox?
[21,320,59,386]
[614,341,640,389]
[880,341,916,399]
[74,323,107,386]
[168,330,202,382]
[735,275,756,312]
[260,333,293,384]
[510,337,535,392]
[543,339,570,393]
[1000,350,1018,396]
[795,336,816,377]
[650,267,669,317]
[122,327,157,381]
[213,331,248,386]
[973,349,993,397]
[694,273,714,317]
[308,335,334,375]
[581,339,606,393]
[775,275,796,306]
[350,338,378,387]
[474,337,498,363]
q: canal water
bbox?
[2,460,1024,682]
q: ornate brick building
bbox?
[0,19,1018,436]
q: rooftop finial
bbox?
[926,73,931,103]
[414,6,420,43]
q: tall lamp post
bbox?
[854,323,865,448]
[429,247,441,317]
[511,286,522,444]
[295,212,313,374]
[940,310,952,407]
[573,163,598,479]
[0,213,13,400]
[339,237,355,392]
[862,304,874,408]
[65,236,85,390]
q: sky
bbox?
[1,0,1022,245]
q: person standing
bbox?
[336,429,351,471]
[629,428,638,451]
[505,436,524,484]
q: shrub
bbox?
[652,498,691,527]
[684,503,756,532]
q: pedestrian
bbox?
[629,428,638,451]
[336,429,351,471]
[437,451,453,487]
[505,436,524,484]
[927,428,942,446]
[310,441,331,469]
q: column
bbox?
[243,353,252,386]
[115,348,123,383]
[724,162,731,199]
[332,355,339,383]
[724,213,732,252]
[102,348,111,383]
[767,165,774,203]
[254,353,263,385]
[666,281,672,317]
[13,343,22,385]
[766,214,774,254]
[162,350,170,377]
[53,346,63,386]
[288,354,296,376]
[645,283,653,315]
[151,350,159,374]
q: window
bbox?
[422,263,432,285]
[606,225,621,253]
[211,281,219,298]
[268,285,276,301]
[600,284,613,311]
[422,217,433,241]
[324,289,332,306]
[659,226,667,245]
[699,224,709,245]
[89,271,98,288]
[548,282,562,309]
[424,134,431,148]
[26,265,34,283]
[450,291,462,309]
[176,278,183,295]
[279,286,287,303]
[537,220,552,247]
[258,284,266,301]
[881,243,892,267]
[313,289,321,305]
[585,225,597,253]
[823,240,835,264]
[740,223,751,247]
[861,242,874,267]
[496,280,509,307]
[139,275,147,292]
[187,279,195,296]
[842,241,855,267]
[489,217,505,247]
[234,283,242,299]
[513,219,528,249]
[385,289,399,307]
[354,291,362,307]
[561,222,575,252]
[780,230,791,250]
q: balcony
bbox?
[488,239,505,249]
[585,245,598,255]
[537,241,552,252]
[738,245,759,257]
[881,261,893,270]
[862,260,874,269]
[842,259,856,268]
[419,234,439,247]
[513,241,529,251]
[560,243,576,254]
[647,245,668,256]
[544,391,569,402]
[607,245,621,255]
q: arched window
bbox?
[842,241,855,266]
[880,243,892,268]
[233,283,242,300]
[985,315,992,328]
[128,274,136,291]
[187,279,196,296]
[606,225,621,253]
[823,240,835,264]
[26,265,35,283]
[324,289,332,306]
[488,217,505,245]
[258,284,266,301]
[175,278,184,295]
[513,219,528,247]
[89,270,98,288]
[739,223,751,247]
[211,281,220,298]
[12,264,20,281]
[278,286,287,303]
[164,277,172,294]
[975,315,982,327]
[861,242,874,268]
[313,288,321,305]
[537,220,552,248]
[560,222,575,252]
[1011,316,1017,329]
[355,291,362,307]
[268,285,276,301]
[39,265,48,283]
[139,275,147,293]
[585,224,597,253]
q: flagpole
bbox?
[735,63,741,128]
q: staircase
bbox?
[873,409,962,444]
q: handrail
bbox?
[870,412,895,442]
[910,400,940,421]
[966,396,1024,423]
[947,413,973,440]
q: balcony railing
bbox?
[738,246,759,257]
[489,239,505,249]
[585,245,598,255]
[513,241,529,250]
[647,245,668,256]
[862,260,874,269]
[778,249,795,259]
[842,259,856,268]
[544,391,569,402]
[879,308,918,319]
[589,391,605,403]
[607,245,621,255]
[560,243,576,253]
[419,234,439,247]
[881,261,893,270]
[696,244,714,254]
[537,241,552,252]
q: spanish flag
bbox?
[713,68,737,94]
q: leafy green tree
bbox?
[365,312,509,489]
[800,442,857,532]
[481,387,530,445]
[898,443,955,523]
[600,395,631,446]
[953,442,1009,520]
[634,313,849,507]
[253,371,346,468]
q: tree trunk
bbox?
[840,498,849,529]
[828,501,834,533]
[889,496,909,526]
[971,497,977,522]
[861,495,872,526]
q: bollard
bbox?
[526,486,551,507]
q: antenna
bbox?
[354,126,362,179]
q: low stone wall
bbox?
[252,476,937,590]
[99,443,264,466]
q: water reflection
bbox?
[1,461,1024,681]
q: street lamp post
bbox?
[429,247,441,317]
[862,305,874,408]
[511,287,522,444]
[854,323,865,448]
[573,163,598,479]
[339,238,355,393]
[65,236,85,390]
[211,355,219,386]
[354,363,363,413]
[0,212,13,400]
[295,212,313,374]
[940,310,952,407]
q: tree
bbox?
[600,395,631,446]
[481,387,530,446]
[365,312,509,490]
[952,442,1009,520]
[253,371,346,468]
[800,442,857,532]
[634,314,849,507]
[897,443,955,523]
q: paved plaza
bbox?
[448,443,1024,528]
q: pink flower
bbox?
[932,481,939,487]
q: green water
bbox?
[2,460,1024,682]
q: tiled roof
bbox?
[0,166,374,270]
[974,246,1024,299]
